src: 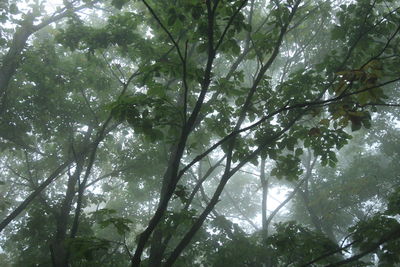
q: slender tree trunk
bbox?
[0,23,32,113]
[50,158,84,267]
[298,185,337,242]
[70,123,111,239]
[298,153,337,242]
[146,143,179,267]
[260,156,268,234]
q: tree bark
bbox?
[146,145,178,267]
[50,157,85,267]
[0,22,33,113]
[260,156,268,234]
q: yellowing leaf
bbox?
[319,119,330,127]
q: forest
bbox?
[1,0,400,266]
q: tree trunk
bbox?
[299,178,337,242]
[260,156,268,234]
[147,143,179,267]
[0,22,32,113]
[50,158,84,266]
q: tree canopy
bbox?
[1,0,400,266]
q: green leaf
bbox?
[295,148,303,157]
[9,3,18,14]
[168,14,177,26]
[351,121,362,132]
[111,0,129,10]
[147,83,165,97]
[197,43,208,53]
[191,7,201,20]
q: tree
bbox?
[1,0,400,266]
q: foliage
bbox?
[1,0,400,266]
